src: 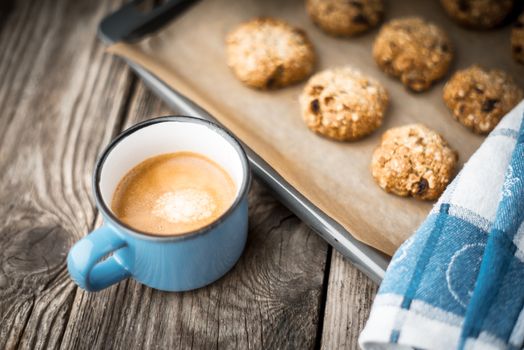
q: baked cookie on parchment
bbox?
[443,65,523,134]
[372,17,453,92]
[226,18,315,89]
[299,66,389,141]
[306,0,384,37]
[440,0,514,29]
[371,124,458,201]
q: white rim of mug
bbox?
[93,115,251,242]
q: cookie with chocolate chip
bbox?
[512,12,524,64]
[299,66,389,141]
[372,17,453,92]
[443,65,523,134]
[306,0,384,37]
[226,18,315,89]
[440,0,513,29]
[371,124,458,201]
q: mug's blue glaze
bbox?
[67,116,250,292]
[68,198,248,292]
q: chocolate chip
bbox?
[310,99,320,114]
[265,77,277,89]
[265,65,284,89]
[293,28,306,36]
[311,85,324,94]
[324,96,334,105]
[441,43,450,53]
[352,14,369,25]
[514,45,523,54]
[415,178,429,195]
[458,0,470,12]
[348,0,363,9]
[473,85,484,94]
[482,98,499,112]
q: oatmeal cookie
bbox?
[512,13,524,64]
[306,0,384,36]
[226,18,315,89]
[443,65,523,134]
[371,124,458,200]
[440,0,513,29]
[299,66,389,141]
[372,17,453,92]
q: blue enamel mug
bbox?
[67,116,251,292]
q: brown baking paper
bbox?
[108,0,524,255]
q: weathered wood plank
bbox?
[2,0,374,348]
[0,0,133,349]
[60,81,330,349]
[320,252,378,350]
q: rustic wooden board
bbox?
[320,252,378,350]
[0,0,134,349]
[0,0,377,348]
[60,81,330,349]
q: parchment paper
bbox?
[108,0,524,255]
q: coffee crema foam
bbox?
[152,189,217,223]
[111,152,236,235]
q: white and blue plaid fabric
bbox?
[360,100,524,350]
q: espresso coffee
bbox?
[111,152,236,235]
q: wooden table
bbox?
[0,0,377,348]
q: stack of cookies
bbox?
[225,0,523,201]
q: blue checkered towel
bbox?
[359,100,524,350]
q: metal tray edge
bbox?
[125,61,389,284]
[97,0,388,283]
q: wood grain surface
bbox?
[0,0,133,348]
[321,252,378,350]
[0,0,377,349]
[60,81,331,350]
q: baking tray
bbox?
[98,0,390,284]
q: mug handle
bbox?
[67,225,131,292]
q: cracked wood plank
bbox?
[320,252,378,350]
[0,0,133,348]
[0,0,371,347]
[56,81,331,349]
